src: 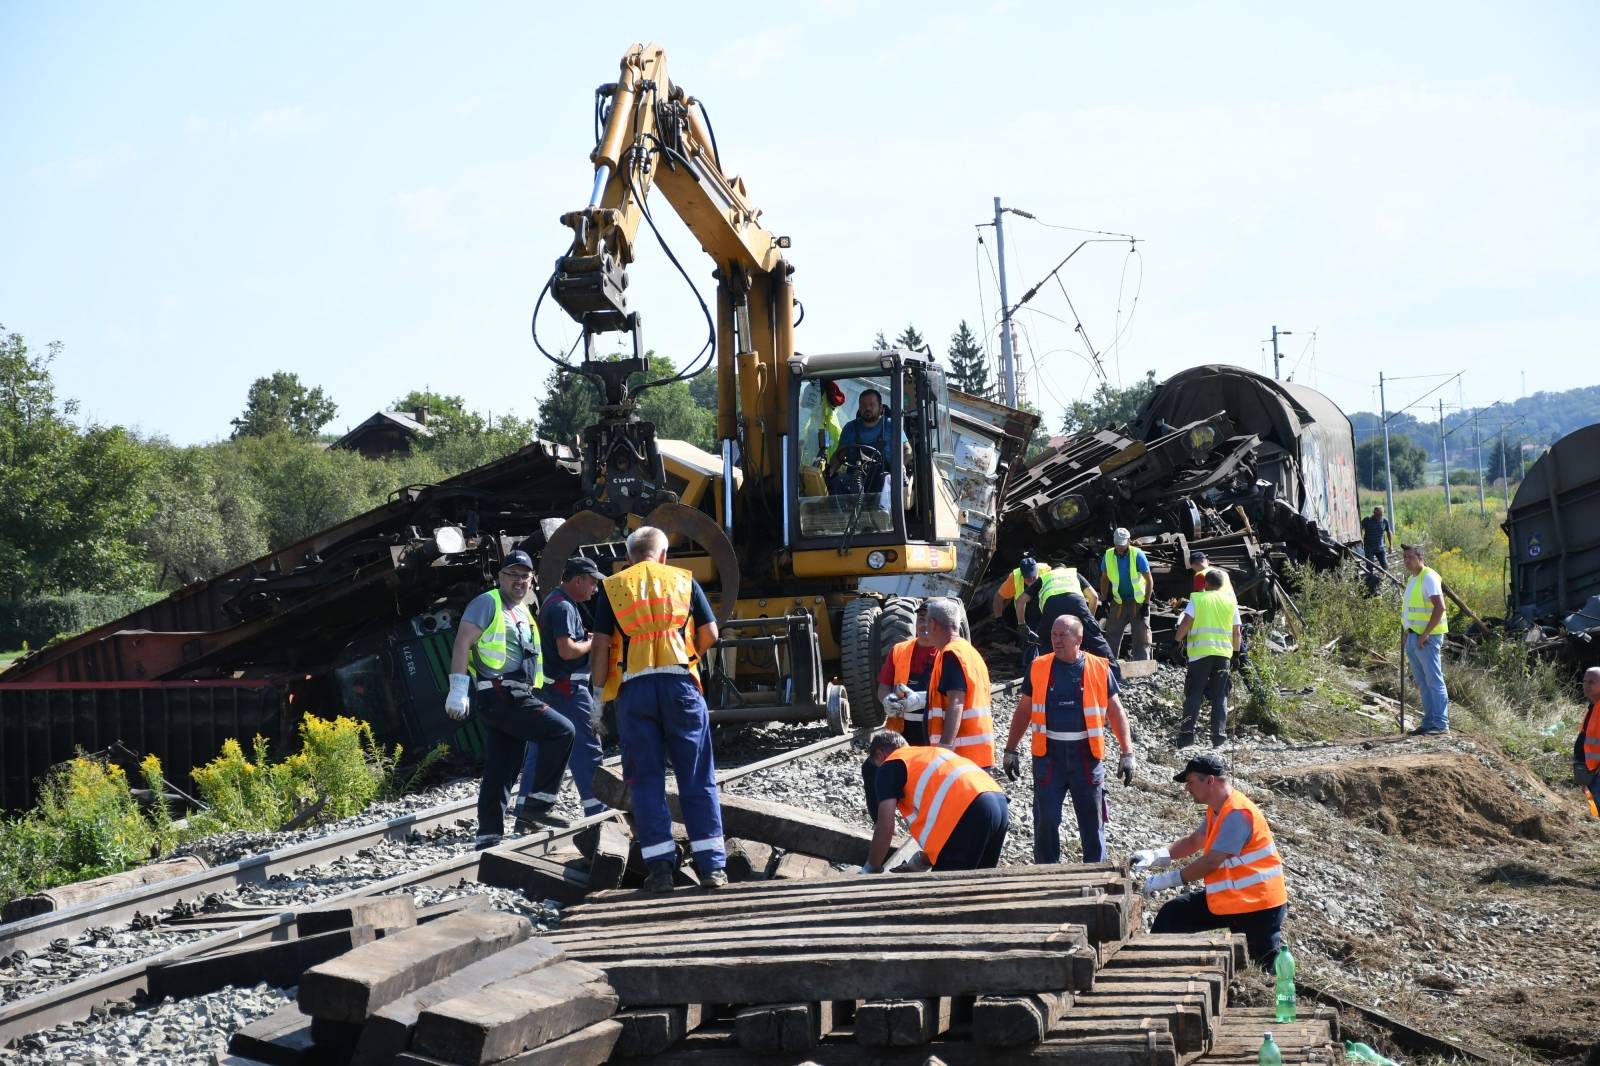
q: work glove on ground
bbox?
[1140,868,1182,896]
[1131,847,1172,874]
[1118,753,1136,786]
[444,673,471,720]
[1002,749,1021,782]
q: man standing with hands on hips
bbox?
[445,550,576,849]
[1001,615,1136,865]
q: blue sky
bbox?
[2,2,1596,444]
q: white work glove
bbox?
[1131,847,1172,874]
[882,694,905,717]
[1140,869,1182,896]
[898,689,928,713]
[589,700,607,738]
[444,673,471,720]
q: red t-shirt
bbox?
[878,644,937,688]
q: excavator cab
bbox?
[786,350,961,558]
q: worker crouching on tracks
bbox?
[1136,754,1288,968]
[1099,528,1152,662]
[590,526,727,892]
[518,556,609,823]
[1002,615,1136,865]
[1172,569,1243,748]
[860,731,1009,872]
[445,550,576,849]
[1574,666,1600,816]
[995,555,1117,681]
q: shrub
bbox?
[0,591,163,649]
[33,757,160,883]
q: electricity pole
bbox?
[1438,398,1451,514]
[1269,325,1292,380]
[994,197,1018,407]
[1472,413,1486,516]
[1379,372,1396,526]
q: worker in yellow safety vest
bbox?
[445,549,575,849]
[1172,569,1244,748]
[590,526,725,892]
[1400,543,1450,735]
[1573,667,1600,817]
[1098,529,1152,662]
[860,731,1009,871]
[1135,753,1289,968]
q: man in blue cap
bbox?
[517,555,610,825]
[445,549,576,848]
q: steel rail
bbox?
[0,730,849,1044]
[0,793,482,956]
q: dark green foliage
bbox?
[946,320,991,399]
[0,591,164,649]
[1059,370,1157,434]
[535,352,714,451]
[1355,434,1426,490]
[230,371,338,439]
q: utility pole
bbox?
[1472,413,1486,516]
[993,197,1018,407]
[1379,372,1397,526]
[1269,325,1292,380]
[1438,398,1451,514]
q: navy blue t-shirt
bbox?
[539,589,592,680]
[1019,655,1120,735]
[592,576,715,670]
[874,759,909,807]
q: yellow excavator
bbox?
[534,43,1018,732]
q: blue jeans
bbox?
[1032,740,1106,864]
[616,673,725,873]
[519,678,608,816]
[1404,631,1449,731]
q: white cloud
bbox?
[255,106,310,132]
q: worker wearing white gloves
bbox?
[1001,615,1136,865]
[1136,753,1289,968]
[447,550,575,850]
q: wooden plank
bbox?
[477,848,592,905]
[349,938,567,1066]
[559,922,1089,953]
[554,895,1125,945]
[733,1000,833,1053]
[1089,971,1227,1016]
[414,894,491,925]
[1100,947,1234,982]
[575,863,1122,904]
[721,839,771,882]
[608,1027,1179,1064]
[0,856,208,922]
[411,960,617,1065]
[600,949,1091,1007]
[149,925,375,1001]
[297,895,417,937]
[1117,931,1245,972]
[769,851,840,880]
[397,1019,622,1066]
[586,821,630,891]
[971,990,1073,1047]
[612,1004,703,1058]
[1062,1003,1207,1054]
[853,997,949,1046]
[298,910,530,1023]
[566,928,1087,964]
[226,1004,318,1065]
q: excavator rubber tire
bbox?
[840,597,885,729]
[877,596,918,660]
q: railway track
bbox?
[0,729,858,1047]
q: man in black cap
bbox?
[1188,550,1212,593]
[1132,754,1289,967]
[446,549,576,848]
[516,556,609,825]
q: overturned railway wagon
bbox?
[1504,422,1600,646]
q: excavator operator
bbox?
[827,388,895,495]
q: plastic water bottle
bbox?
[1273,946,1297,1023]
[1259,1031,1283,1066]
[1344,1038,1398,1064]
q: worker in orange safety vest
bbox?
[1573,666,1600,817]
[860,731,1009,872]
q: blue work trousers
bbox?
[616,673,726,873]
[1404,631,1450,731]
[471,679,574,837]
[1031,739,1106,864]
[519,677,608,816]
[1153,889,1287,969]
[935,791,1010,870]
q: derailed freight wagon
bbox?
[1504,422,1600,653]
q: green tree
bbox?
[231,371,338,440]
[893,325,927,353]
[536,354,714,452]
[140,441,267,586]
[0,328,154,596]
[945,320,991,399]
[1060,370,1158,433]
[1354,434,1427,491]
[391,389,535,474]
[871,331,890,351]
[1018,400,1053,462]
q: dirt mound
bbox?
[1263,752,1572,847]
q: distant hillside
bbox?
[1348,384,1600,463]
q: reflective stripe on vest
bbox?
[923,638,995,768]
[1403,566,1446,636]
[1028,651,1111,759]
[469,588,545,686]
[600,561,700,702]
[1583,700,1600,773]
[1201,790,1288,915]
[887,746,1002,865]
[1037,567,1078,603]
[1187,591,1235,660]
[1103,547,1148,604]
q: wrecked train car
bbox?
[1504,422,1600,655]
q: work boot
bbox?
[1175,732,1196,749]
[514,805,570,833]
[474,834,503,851]
[701,868,729,889]
[643,860,677,894]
